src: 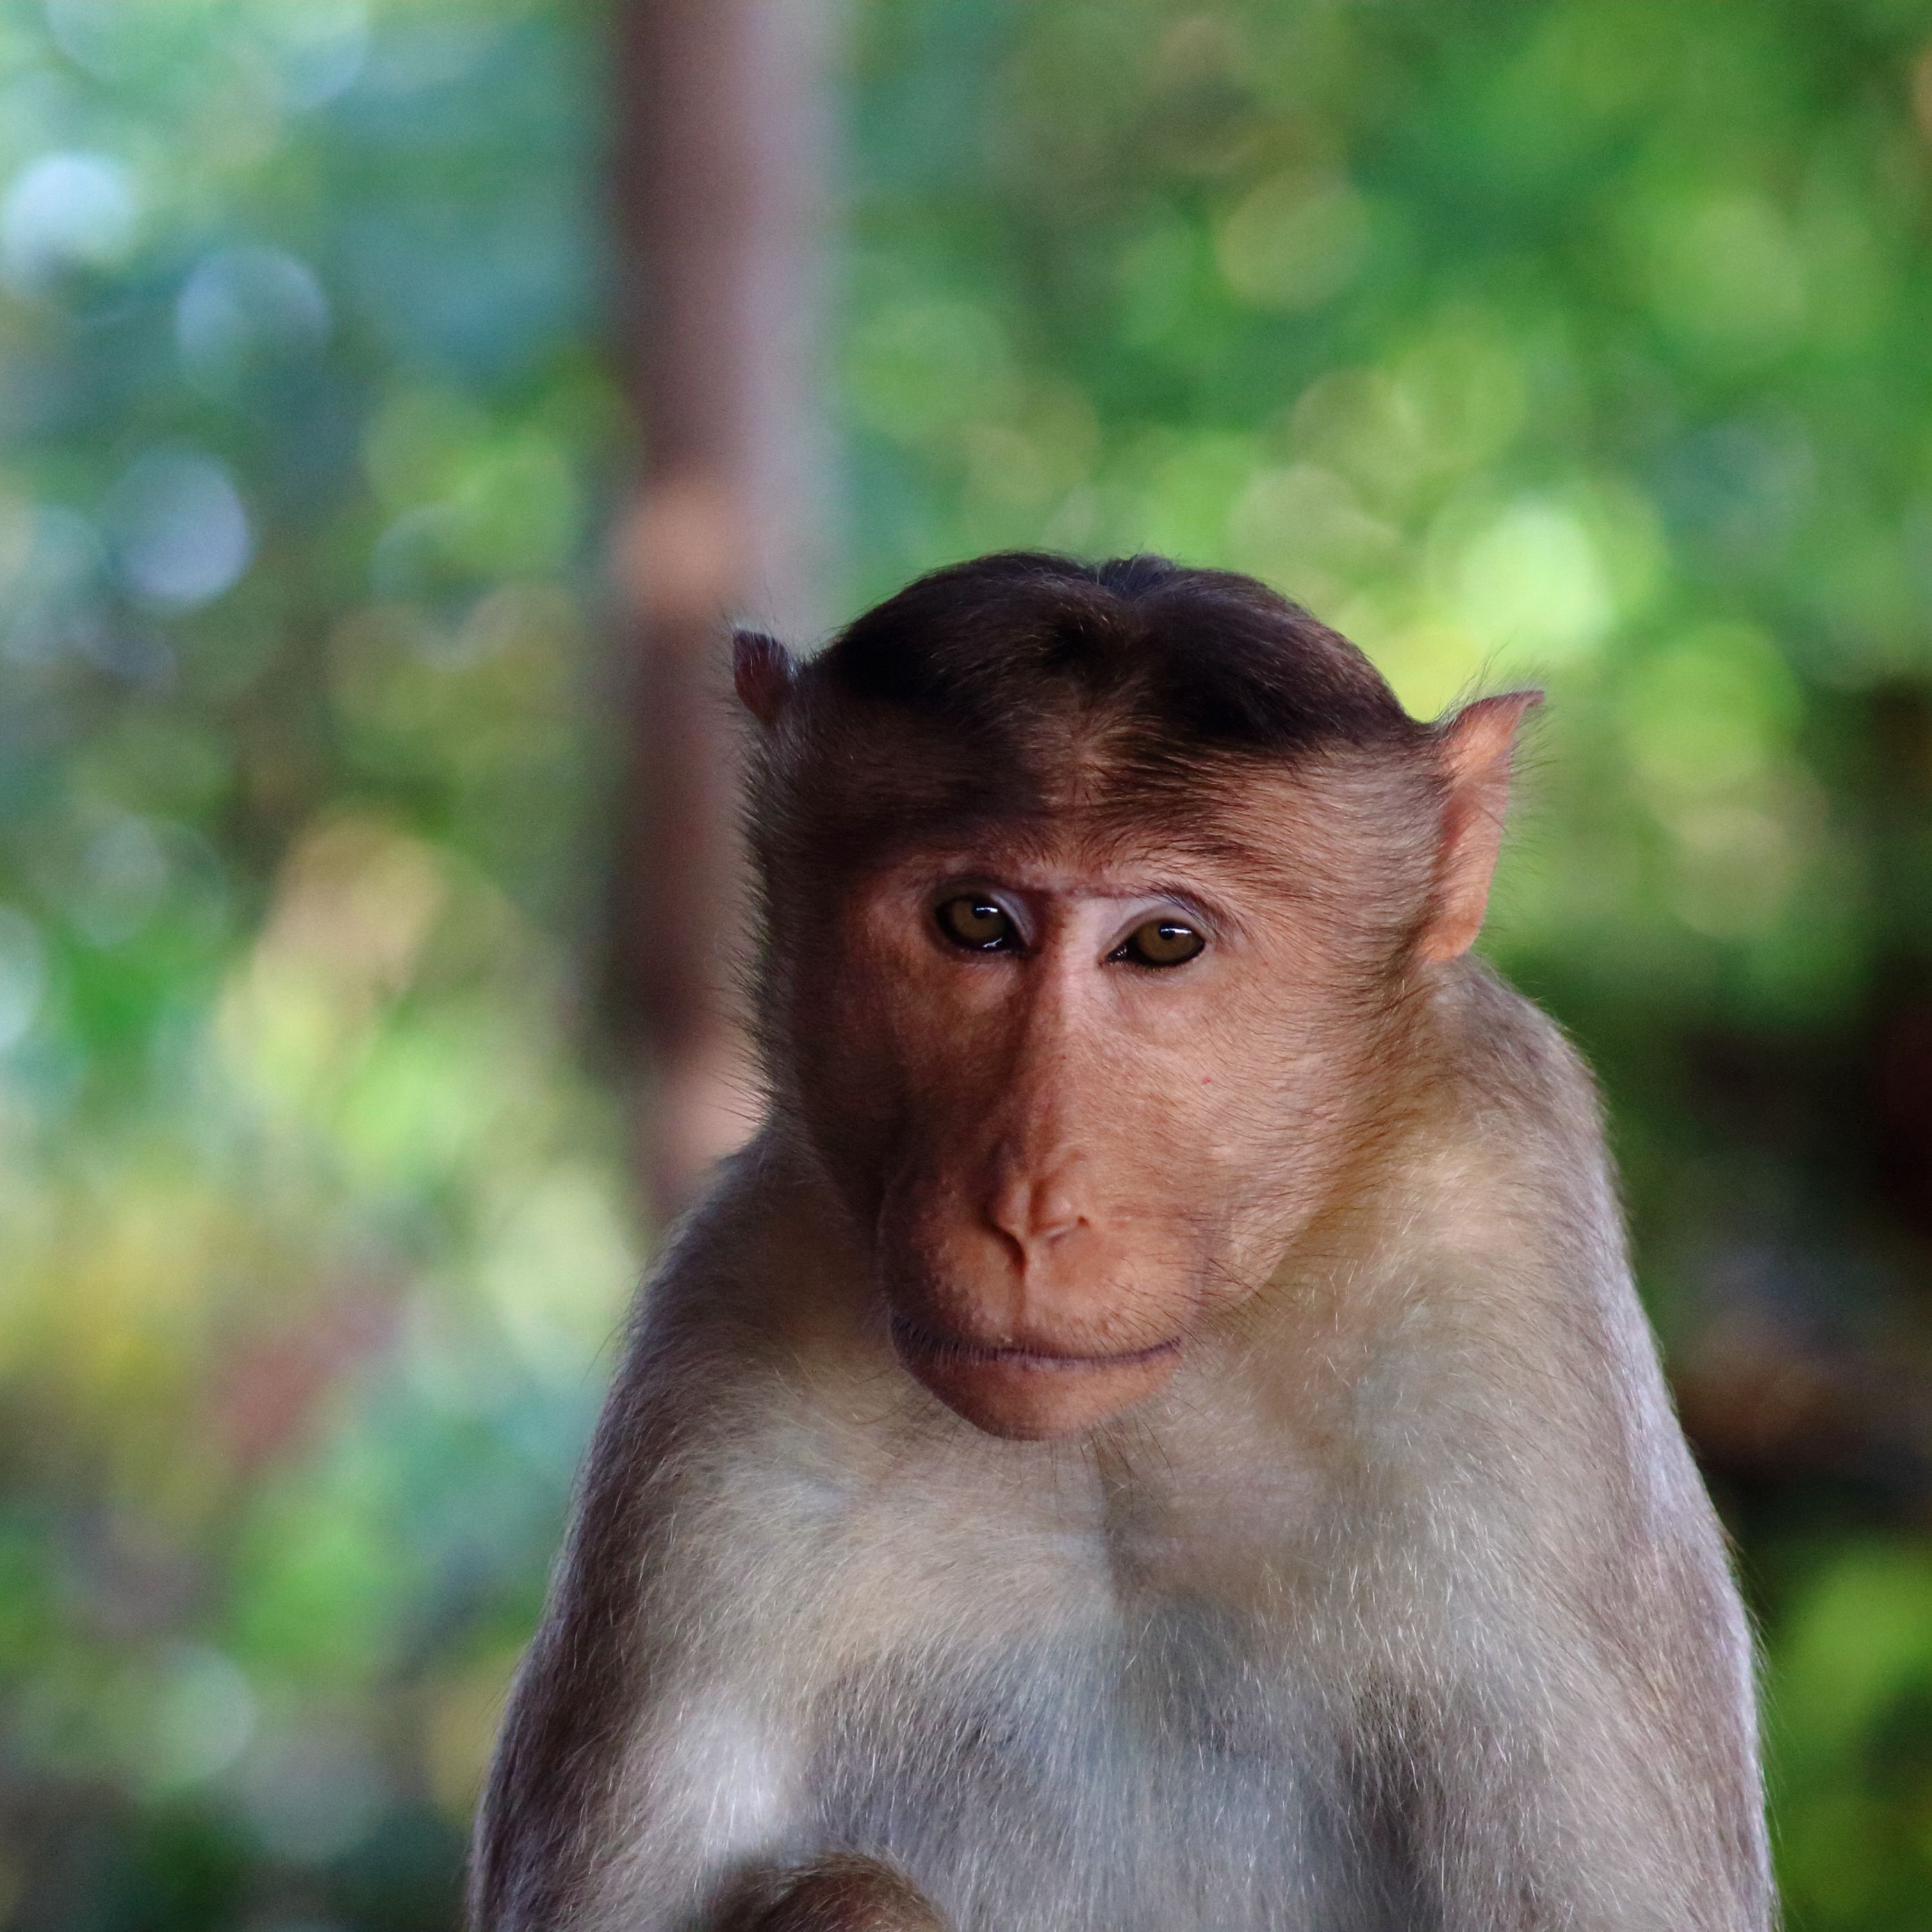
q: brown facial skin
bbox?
[862,849,1245,1436]
[755,688,1532,1442]
[801,818,1368,1438]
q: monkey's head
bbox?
[736,554,1534,1441]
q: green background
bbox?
[2,1,1931,1925]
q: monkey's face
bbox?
[783,772,1427,1441]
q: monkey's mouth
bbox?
[888,1312,1184,1438]
[889,1313,1181,1371]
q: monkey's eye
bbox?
[936,895,1019,953]
[1113,919,1206,968]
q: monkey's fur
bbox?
[472,556,1770,1931]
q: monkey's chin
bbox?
[889,1317,1182,1440]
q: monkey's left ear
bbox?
[1420,691,1543,963]
[733,629,796,728]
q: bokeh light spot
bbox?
[0,152,137,293]
[1449,499,1614,665]
[1214,171,1370,313]
[177,247,330,391]
[149,1644,258,1787]
[105,449,252,609]
[0,907,48,1051]
[72,818,170,949]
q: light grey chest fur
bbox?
[641,1388,1427,1931]
[786,1589,1397,1931]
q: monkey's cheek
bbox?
[898,1343,1181,1441]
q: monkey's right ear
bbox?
[733,629,796,728]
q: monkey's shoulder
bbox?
[1427,959,1607,1158]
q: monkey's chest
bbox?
[801,1608,1364,1932]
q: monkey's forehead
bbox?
[764,756,1430,915]
[853,822,1278,896]
[790,707,1423,812]
[755,694,1442,922]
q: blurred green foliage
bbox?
[1,1,1930,1926]
[0,4,627,1927]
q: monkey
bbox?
[470,552,1771,1932]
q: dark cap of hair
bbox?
[814,551,1421,756]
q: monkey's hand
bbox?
[722,1855,951,1932]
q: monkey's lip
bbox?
[888,1312,1183,1373]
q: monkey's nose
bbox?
[983,1165,1088,1260]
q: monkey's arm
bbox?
[468,1149,955,1932]
[1366,1283,1770,1931]
[1370,981,1770,1929]
[466,1328,684,1932]
[469,1161,771,1930]
[1395,1534,1765,1929]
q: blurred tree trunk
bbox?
[605,0,830,1222]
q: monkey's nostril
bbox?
[983,1170,1088,1253]
[1029,1180,1084,1242]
